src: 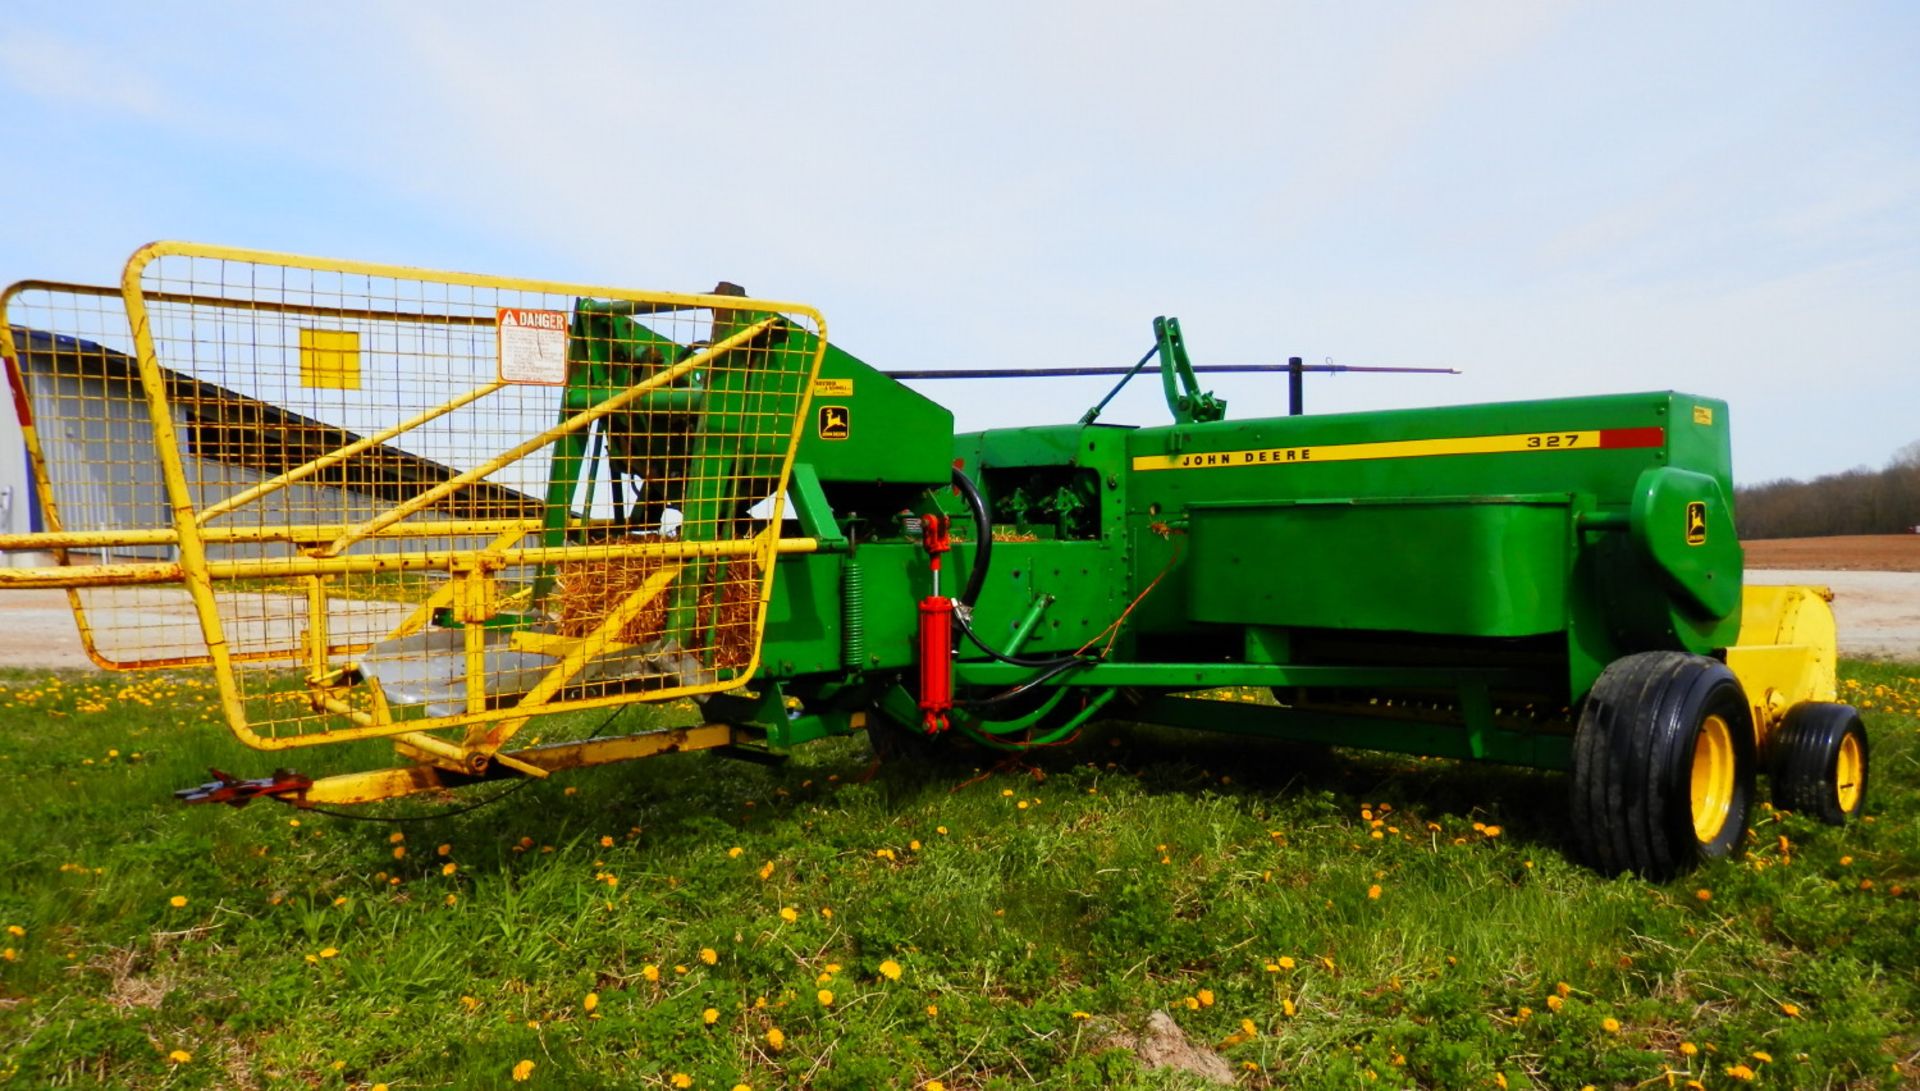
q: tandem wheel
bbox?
[1769,701,1870,825]
[1570,652,1757,880]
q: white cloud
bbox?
[0,28,172,118]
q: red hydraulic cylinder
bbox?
[917,513,953,734]
[918,595,954,733]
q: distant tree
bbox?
[1735,459,1920,539]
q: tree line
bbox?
[1735,440,1920,539]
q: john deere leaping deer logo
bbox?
[818,405,851,441]
[1685,501,1708,546]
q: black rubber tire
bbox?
[1570,652,1757,880]
[1769,702,1869,825]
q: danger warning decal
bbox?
[1131,427,1666,472]
[497,308,569,384]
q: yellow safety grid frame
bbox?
[3,243,827,764]
[0,281,223,669]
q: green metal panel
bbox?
[1183,495,1571,636]
[1119,391,1743,700]
[792,339,953,487]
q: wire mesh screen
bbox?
[92,243,823,748]
[1,282,219,668]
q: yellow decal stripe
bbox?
[1131,430,1607,472]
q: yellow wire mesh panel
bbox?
[0,282,215,668]
[120,243,825,750]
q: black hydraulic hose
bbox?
[955,606,1088,669]
[950,465,991,609]
[955,657,1092,709]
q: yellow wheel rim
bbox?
[1691,714,1735,843]
[1835,732,1864,814]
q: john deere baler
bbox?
[0,244,1863,878]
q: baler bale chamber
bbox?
[0,244,1866,879]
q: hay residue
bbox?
[555,534,761,670]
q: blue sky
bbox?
[2,2,1915,484]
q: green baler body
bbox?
[559,316,1747,773]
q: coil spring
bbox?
[841,558,865,669]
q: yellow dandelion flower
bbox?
[879,959,903,981]
[1495,1073,1508,1090]
[599,835,614,848]
[445,894,458,907]
[1723,1063,1754,1081]
[1695,888,1712,902]
[389,832,405,844]
[583,992,599,1013]
[702,1007,720,1024]
[168,1049,192,1063]
[1240,1018,1258,1037]
[318,947,339,959]
[1546,995,1564,1012]
[1001,788,1014,797]
[700,947,718,965]
[1483,825,1502,837]
[1602,1017,1621,1034]
[671,1074,693,1089]
[926,1082,946,1091]
[817,988,834,1006]
[821,907,833,919]
[1196,988,1215,1007]
[728,846,743,858]
[936,826,948,835]
[460,995,480,1011]
[169,895,187,908]
[1678,1042,1698,1056]
[1071,1010,1091,1020]
[512,1059,536,1081]
[643,964,660,982]
[1278,956,1296,970]
[909,840,921,851]
[733,1086,751,1091]
[392,846,406,860]
[442,862,458,876]
[767,1027,786,1051]
[1780,1002,1801,1017]
[4,925,21,937]
[437,843,452,856]
[1282,997,1297,1017]
[757,861,775,880]
[779,906,798,923]
[1751,1051,1772,1064]
[1555,981,1572,998]
[1367,884,1382,900]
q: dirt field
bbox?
[1745,534,1920,572]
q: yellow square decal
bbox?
[299,329,361,390]
[1691,405,1713,426]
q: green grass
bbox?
[0,663,1916,1089]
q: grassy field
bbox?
[0,663,1915,1090]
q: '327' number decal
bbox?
[1524,434,1581,449]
